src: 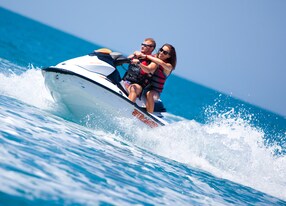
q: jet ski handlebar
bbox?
[111,52,131,66]
[89,50,131,66]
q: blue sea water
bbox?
[1,7,286,205]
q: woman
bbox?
[135,43,177,113]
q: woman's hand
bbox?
[134,51,146,59]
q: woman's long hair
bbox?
[157,43,177,70]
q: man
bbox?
[123,38,156,102]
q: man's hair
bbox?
[144,38,156,49]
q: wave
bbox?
[0,61,52,108]
[1,59,285,200]
[123,115,286,200]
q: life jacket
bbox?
[123,57,152,88]
[150,65,168,93]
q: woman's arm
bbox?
[139,61,158,74]
[142,54,173,75]
[130,51,157,74]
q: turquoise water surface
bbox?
[1,7,286,205]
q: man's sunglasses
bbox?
[141,43,154,48]
[159,48,170,55]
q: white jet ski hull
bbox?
[43,68,168,128]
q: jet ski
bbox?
[41,48,169,128]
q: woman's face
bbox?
[158,46,171,60]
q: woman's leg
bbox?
[146,90,159,113]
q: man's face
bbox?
[140,40,155,55]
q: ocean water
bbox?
[1,7,286,206]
